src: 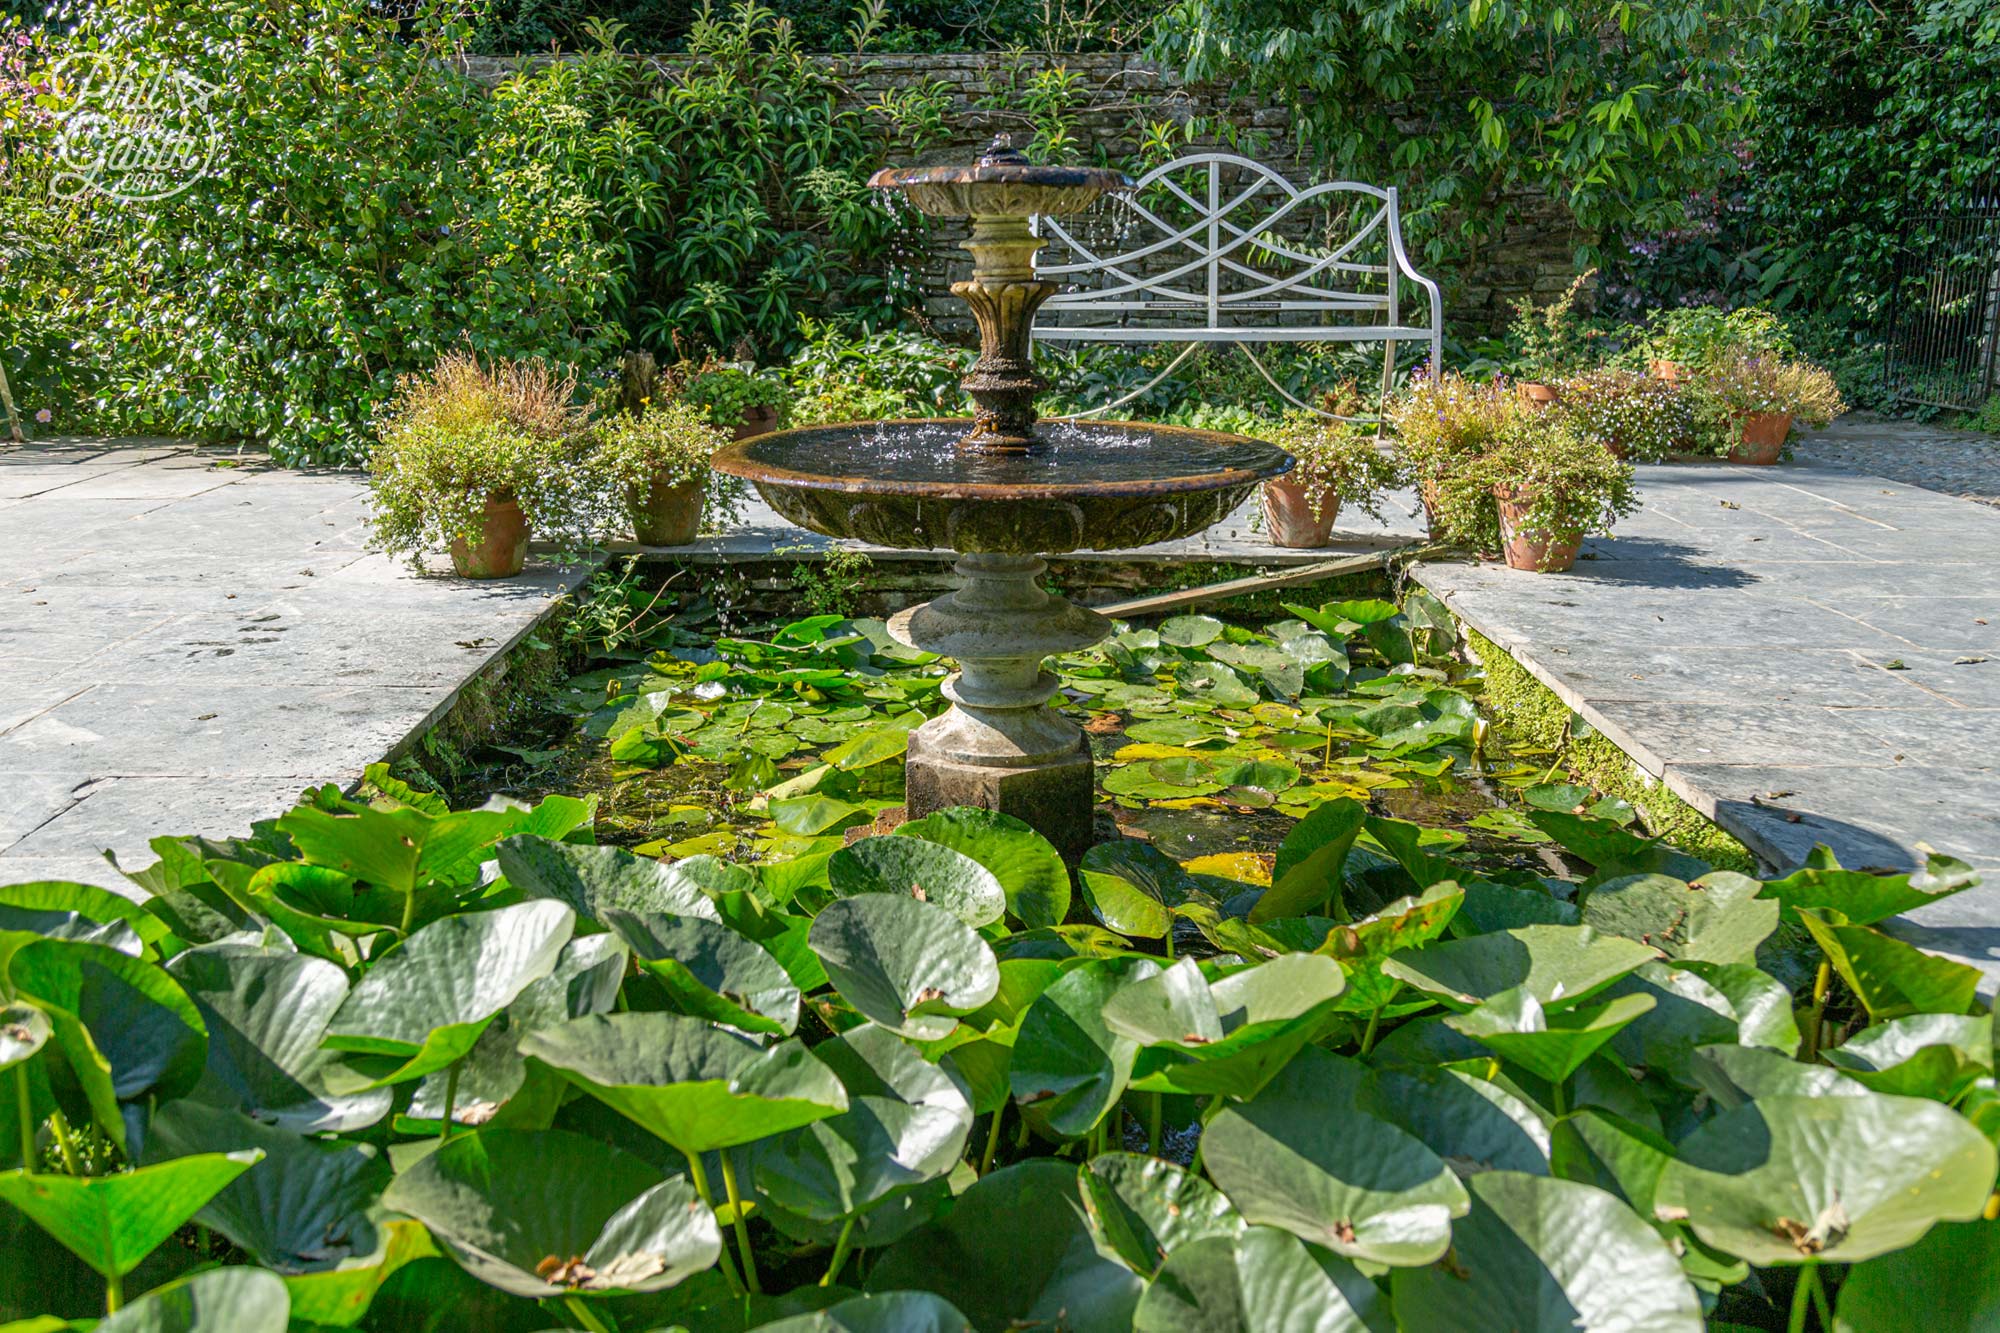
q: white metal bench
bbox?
[1030,152,1444,420]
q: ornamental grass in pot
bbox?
[1388,370,1521,550]
[1507,269,1598,407]
[1689,355,1845,465]
[597,398,728,547]
[1261,414,1404,548]
[368,352,604,579]
[1556,367,1693,462]
[1473,412,1638,573]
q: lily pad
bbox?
[1655,1092,1997,1264]
[752,1023,973,1223]
[606,910,800,1036]
[380,1128,720,1297]
[1078,842,1198,940]
[1202,1047,1469,1266]
[828,837,1006,929]
[1010,955,1161,1139]
[748,1291,975,1333]
[520,1011,848,1154]
[1081,1153,1244,1278]
[1365,1065,1552,1177]
[1445,988,1657,1086]
[1251,799,1366,924]
[1799,912,1982,1021]
[1823,1013,1994,1100]
[1604,961,1801,1087]
[0,1002,51,1071]
[867,1160,1143,1332]
[1757,848,1978,926]
[1160,615,1225,648]
[95,1267,290,1333]
[1835,1219,2000,1333]
[895,807,1070,930]
[1390,1171,1703,1332]
[1381,924,1660,1010]
[809,894,1001,1041]
[167,945,391,1133]
[1104,955,1346,1099]
[1580,871,1777,965]
[1133,1225,1390,1333]
[0,1149,262,1280]
[324,900,575,1086]
[496,836,720,925]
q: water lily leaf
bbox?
[496,836,720,925]
[1757,848,1978,926]
[1106,955,1346,1099]
[752,1023,973,1223]
[809,894,1000,1041]
[749,1291,975,1333]
[1362,815,1458,889]
[1456,879,1580,932]
[1177,661,1259,706]
[1655,1092,1997,1264]
[167,944,391,1133]
[1823,1013,1994,1101]
[823,715,924,771]
[607,910,800,1036]
[1446,988,1657,1086]
[1835,1219,2000,1333]
[1799,911,1982,1021]
[1382,924,1659,1010]
[276,804,516,899]
[895,807,1070,931]
[1079,842,1198,940]
[1689,1044,1871,1110]
[0,1002,50,1071]
[770,795,873,837]
[95,1267,289,1333]
[1580,871,1777,964]
[0,1149,261,1278]
[1133,1226,1390,1333]
[380,1128,720,1297]
[1252,798,1365,923]
[1390,1171,1703,1332]
[829,837,1005,929]
[1604,961,1800,1086]
[1365,1065,1552,1177]
[867,1159,1143,1332]
[1202,1047,1469,1265]
[609,721,691,766]
[1124,717,1229,748]
[324,900,574,1086]
[1318,883,1464,1011]
[1011,955,1161,1139]
[1160,615,1225,647]
[9,938,208,1150]
[0,882,174,956]
[523,1011,847,1153]
[1081,1152,1244,1278]
[403,931,628,1134]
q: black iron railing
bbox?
[1886,196,2000,410]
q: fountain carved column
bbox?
[954,214,1056,453]
[888,553,1111,861]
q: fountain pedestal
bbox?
[888,553,1110,860]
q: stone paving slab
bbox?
[1412,448,2000,977]
[0,439,589,893]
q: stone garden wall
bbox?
[457,51,1586,331]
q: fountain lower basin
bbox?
[711,418,1291,555]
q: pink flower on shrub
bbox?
[34,408,51,423]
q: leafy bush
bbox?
[780,318,970,423]
[1508,270,1603,382]
[1386,369,1522,548]
[366,352,608,564]
[1556,368,1695,463]
[2,1,620,465]
[683,366,794,431]
[1638,305,1797,372]
[594,398,728,494]
[1473,410,1640,546]
[1267,413,1405,521]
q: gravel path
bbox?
[1795,412,2000,506]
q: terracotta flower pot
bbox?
[1649,359,1690,385]
[1726,411,1793,465]
[449,493,529,579]
[733,405,780,441]
[1518,381,1560,410]
[630,472,704,546]
[1494,487,1582,573]
[1261,476,1341,549]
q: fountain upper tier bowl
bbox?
[710,418,1292,556]
[867,159,1130,219]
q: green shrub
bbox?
[683,365,793,431]
[1555,368,1694,463]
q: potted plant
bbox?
[685,365,792,440]
[1262,414,1405,547]
[1472,413,1639,573]
[1388,369,1521,549]
[1688,355,1846,465]
[1555,367,1693,462]
[1507,269,1599,407]
[596,397,728,546]
[1638,305,1793,384]
[368,352,604,579]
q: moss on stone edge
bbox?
[1463,626,1759,873]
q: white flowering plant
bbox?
[1268,413,1406,521]
[1387,370,1523,548]
[1471,411,1639,545]
[368,352,611,566]
[1556,368,1694,462]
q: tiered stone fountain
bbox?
[713,138,1290,860]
